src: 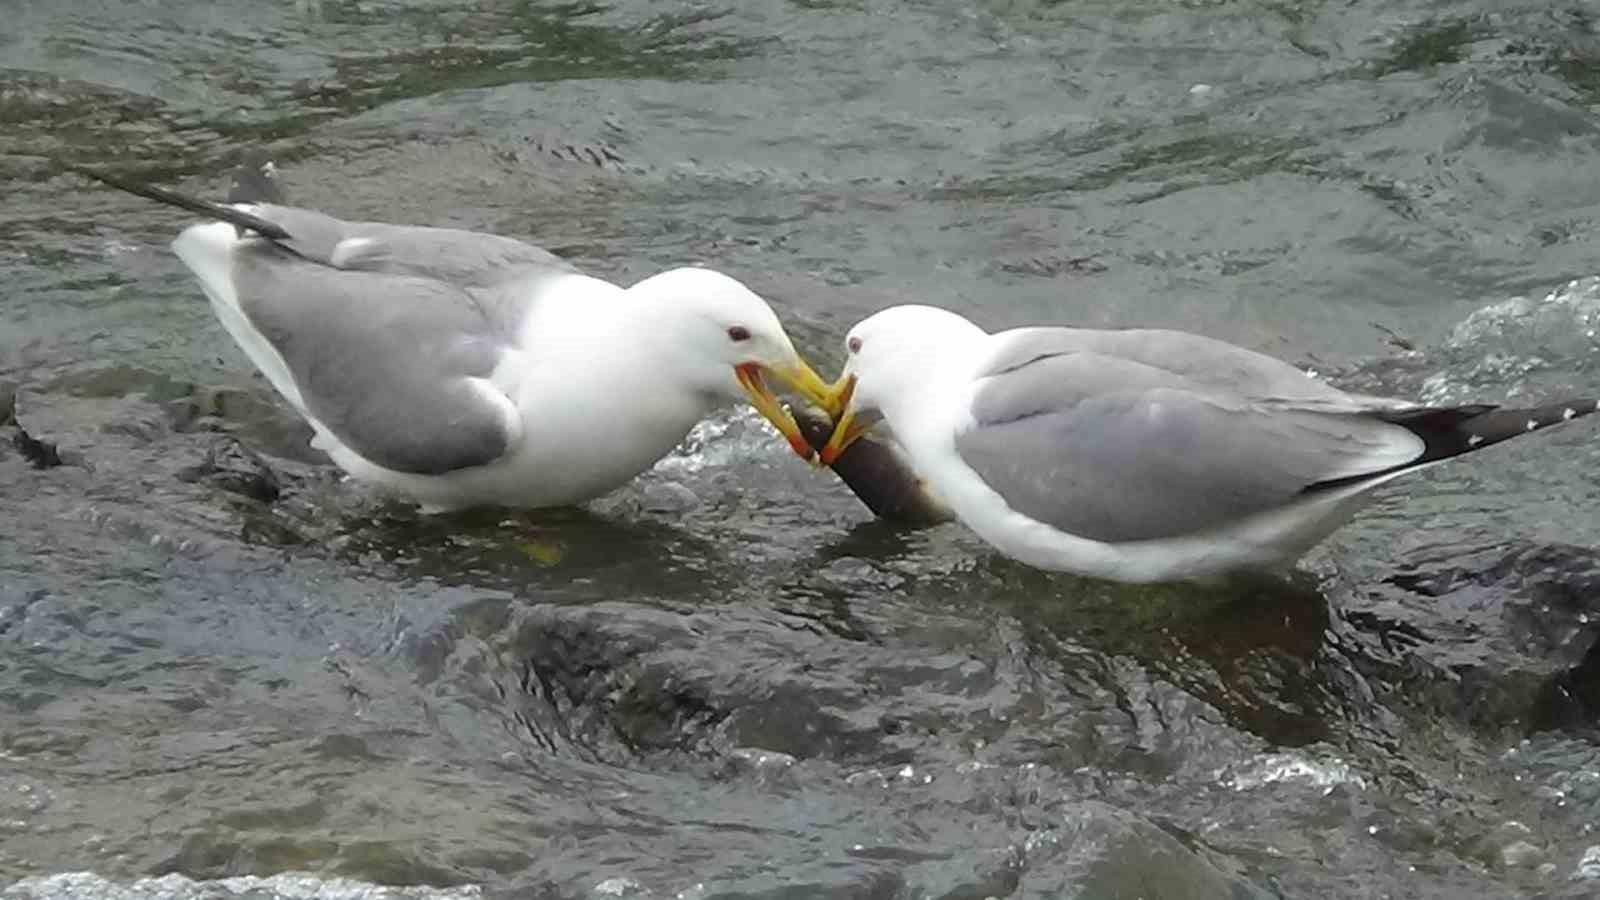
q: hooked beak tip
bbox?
[824,373,858,420]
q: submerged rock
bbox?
[1356,541,1600,737]
[3,389,63,469]
[9,424,62,469]
[1010,801,1276,899]
[1532,632,1600,736]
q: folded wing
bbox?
[955,344,1428,543]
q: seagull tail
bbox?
[1382,399,1600,464]
[1308,398,1599,494]
[64,163,291,241]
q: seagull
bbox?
[816,304,1598,584]
[71,164,833,512]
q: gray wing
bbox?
[266,207,576,337]
[340,219,574,287]
[983,326,1405,412]
[245,204,575,288]
[71,164,575,299]
[955,349,1425,543]
[72,167,570,475]
[232,241,518,475]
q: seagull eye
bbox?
[847,336,862,353]
[727,325,751,342]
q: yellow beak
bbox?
[770,353,837,413]
[735,355,834,461]
[816,371,855,420]
[818,374,877,465]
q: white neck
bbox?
[863,329,990,463]
[528,274,721,439]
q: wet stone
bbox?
[1500,840,1545,869]
[638,480,698,514]
[1532,629,1600,736]
[176,436,281,504]
[589,876,650,898]
[0,381,15,426]
[1358,541,1600,736]
[905,800,1276,899]
[721,746,798,780]
[1574,845,1600,881]
[811,556,903,592]
[98,408,170,444]
[163,386,267,432]
[9,424,62,469]
[0,775,53,820]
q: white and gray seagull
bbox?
[73,165,832,512]
[817,304,1598,584]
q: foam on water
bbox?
[653,407,791,475]
[1445,277,1600,352]
[0,872,480,900]
[1500,737,1600,830]
[1422,276,1600,405]
[1574,845,1600,882]
[1217,752,1367,793]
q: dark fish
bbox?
[795,405,952,526]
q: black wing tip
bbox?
[1307,397,1600,495]
[1399,398,1600,463]
[65,162,293,241]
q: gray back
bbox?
[955,346,1417,543]
[982,327,1359,406]
[232,241,515,475]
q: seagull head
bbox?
[818,305,987,465]
[632,267,832,461]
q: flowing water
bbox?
[5,1,1600,897]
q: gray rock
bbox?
[176,436,282,503]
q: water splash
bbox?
[1420,276,1600,405]
[653,407,788,475]
[0,872,480,900]
[1217,752,1367,793]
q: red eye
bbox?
[727,326,751,342]
[847,336,862,353]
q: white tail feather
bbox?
[170,223,308,415]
